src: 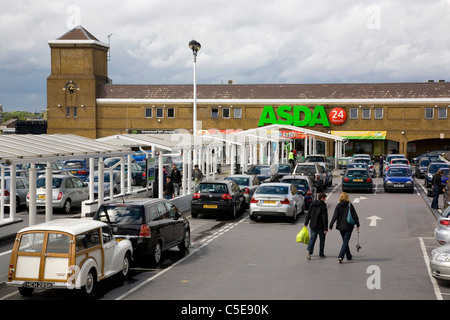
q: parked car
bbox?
[337,156,352,169]
[224,174,259,208]
[191,180,244,219]
[245,165,272,183]
[430,244,450,281]
[249,182,304,222]
[341,168,373,193]
[305,154,327,163]
[350,158,375,177]
[62,159,97,180]
[415,157,430,178]
[390,158,410,167]
[425,162,449,188]
[385,154,405,166]
[84,171,122,197]
[280,175,317,210]
[319,163,333,187]
[0,177,29,211]
[434,206,450,245]
[94,198,189,265]
[383,164,414,193]
[27,175,89,214]
[6,219,133,298]
[293,162,325,192]
[413,150,446,163]
[266,163,292,182]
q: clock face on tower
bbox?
[64,81,78,93]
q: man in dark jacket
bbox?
[431,169,444,209]
[304,193,328,260]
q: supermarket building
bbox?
[47,26,450,159]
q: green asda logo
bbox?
[257,105,330,127]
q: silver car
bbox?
[0,177,29,211]
[430,244,450,281]
[434,206,450,245]
[249,182,304,223]
[224,174,259,208]
[28,174,89,214]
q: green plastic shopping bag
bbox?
[296,226,310,245]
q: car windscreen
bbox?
[197,183,228,193]
[256,185,288,195]
[225,177,249,186]
[306,156,325,162]
[96,205,143,224]
[276,164,292,173]
[387,168,411,176]
[36,177,62,188]
[253,166,271,174]
[294,166,315,175]
[281,179,308,189]
[429,164,448,174]
[63,161,84,169]
[346,170,369,177]
[419,160,430,167]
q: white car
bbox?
[6,219,133,298]
[249,182,304,223]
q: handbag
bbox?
[296,226,310,245]
[347,203,355,226]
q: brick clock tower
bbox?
[47,26,109,138]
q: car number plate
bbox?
[203,205,217,209]
[263,200,276,204]
[394,184,404,187]
[24,282,53,289]
[38,195,46,199]
[353,179,363,182]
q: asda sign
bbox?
[257,105,346,127]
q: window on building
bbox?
[73,106,77,118]
[222,108,230,118]
[425,108,434,119]
[362,108,371,119]
[145,108,153,118]
[349,108,358,119]
[156,108,163,118]
[66,107,70,118]
[234,107,242,118]
[438,107,447,119]
[167,108,175,118]
[211,108,219,118]
[374,108,383,119]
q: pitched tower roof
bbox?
[57,25,100,41]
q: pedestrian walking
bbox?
[164,176,174,200]
[192,164,204,184]
[304,193,328,260]
[431,169,444,209]
[329,192,360,263]
[170,163,182,196]
[379,155,384,177]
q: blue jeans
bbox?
[432,185,440,209]
[338,230,353,260]
[307,228,326,256]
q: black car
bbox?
[245,165,272,183]
[93,198,190,265]
[415,157,430,178]
[191,180,244,219]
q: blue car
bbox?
[425,162,448,188]
[383,164,414,193]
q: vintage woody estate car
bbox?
[6,218,133,298]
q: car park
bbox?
[191,180,244,219]
[0,177,29,211]
[28,175,89,214]
[6,218,133,298]
[249,182,304,222]
[280,175,316,210]
[94,198,190,265]
[293,162,326,191]
[415,157,430,178]
[434,206,450,245]
[341,168,373,193]
[224,174,259,208]
[383,164,414,193]
[430,244,450,282]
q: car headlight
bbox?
[387,181,393,186]
[436,253,450,262]
[428,173,433,179]
[405,181,412,186]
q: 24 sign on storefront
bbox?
[257,105,347,127]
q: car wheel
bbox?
[120,253,131,280]
[152,241,162,265]
[291,207,297,223]
[18,287,34,297]
[81,268,97,299]
[249,213,257,221]
[191,210,198,218]
[300,204,305,215]
[178,229,191,251]
[62,199,71,214]
[229,205,237,219]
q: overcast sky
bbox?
[1,0,450,113]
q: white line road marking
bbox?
[419,237,443,300]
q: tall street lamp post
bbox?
[189,39,201,169]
